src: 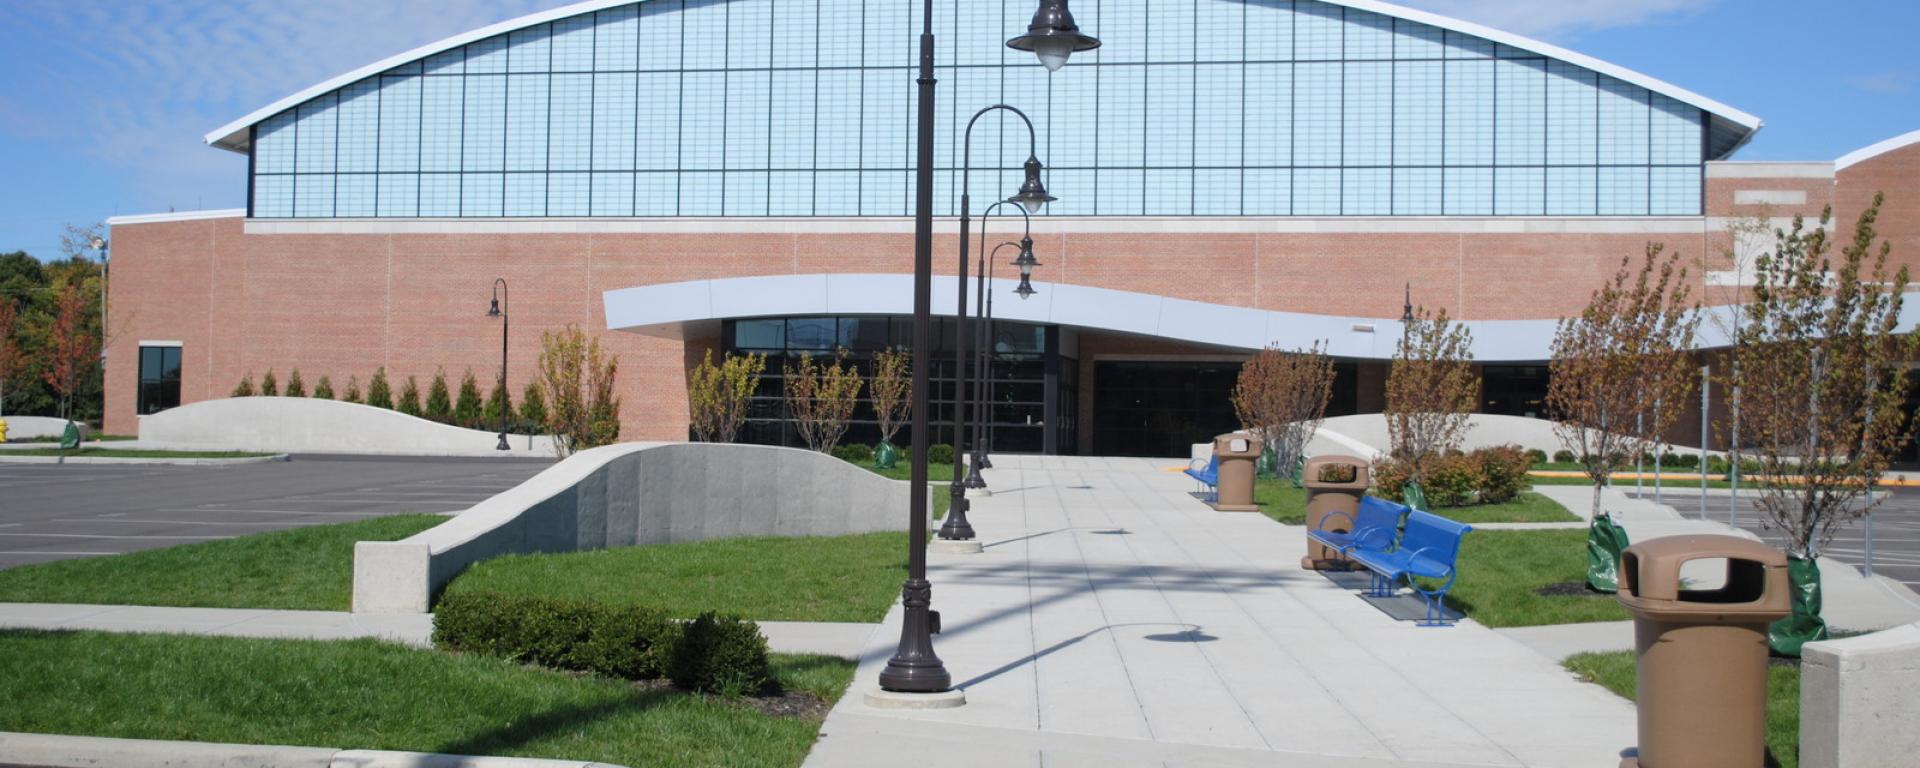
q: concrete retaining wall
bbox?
[354,441,919,613]
[137,397,558,457]
[1799,620,1920,768]
[0,415,72,440]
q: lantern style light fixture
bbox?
[1006,0,1102,73]
[1008,157,1057,214]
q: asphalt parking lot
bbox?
[1631,486,1920,592]
[0,455,552,570]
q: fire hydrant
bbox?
[0,417,9,443]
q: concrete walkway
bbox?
[0,603,879,659]
[807,456,1636,768]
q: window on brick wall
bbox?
[138,345,183,415]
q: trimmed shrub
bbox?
[312,374,335,400]
[231,373,256,398]
[1472,445,1533,504]
[831,443,874,463]
[669,612,772,697]
[284,369,306,398]
[484,380,514,432]
[433,590,678,681]
[397,376,423,417]
[1370,457,1414,503]
[259,370,279,397]
[520,382,548,431]
[455,369,485,428]
[1424,452,1479,507]
[342,375,362,404]
[366,368,394,409]
[424,370,453,423]
[927,444,955,466]
[1525,448,1548,466]
[1552,449,1577,464]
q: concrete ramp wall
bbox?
[0,416,73,440]
[353,441,919,613]
[137,397,558,457]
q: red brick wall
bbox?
[1837,141,1920,283]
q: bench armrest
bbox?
[1310,510,1357,533]
[1353,525,1395,551]
[1402,546,1460,591]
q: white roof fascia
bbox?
[107,209,247,226]
[206,0,1763,156]
[202,0,637,153]
[1835,128,1920,172]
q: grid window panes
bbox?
[250,0,1709,218]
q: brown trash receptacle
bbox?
[1616,535,1790,768]
[1211,432,1263,512]
[1299,455,1370,570]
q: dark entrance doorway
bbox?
[1092,360,1240,457]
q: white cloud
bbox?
[1846,71,1914,95]
[1386,0,1719,40]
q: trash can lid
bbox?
[1617,534,1790,617]
[1302,455,1369,488]
[1212,432,1263,456]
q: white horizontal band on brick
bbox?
[105,209,244,226]
[1705,162,1835,179]
[239,216,1710,237]
[1734,190,1809,206]
[604,274,1920,362]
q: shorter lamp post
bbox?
[964,203,1032,490]
[971,237,1038,478]
[487,279,509,451]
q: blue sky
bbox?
[1,0,1915,259]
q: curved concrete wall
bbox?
[137,397,558,457]
[352,441,920,613]
[1296,413,1724,461]
[0,416,73,440]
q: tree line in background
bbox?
[0,226,110,424]
[230,325,621,457]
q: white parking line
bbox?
[52,518,293,527]
[0,533,235,540]
[153,508,383,517]
[203,498,473,505]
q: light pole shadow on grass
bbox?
[428,692,676,761]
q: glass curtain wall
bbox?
[251,0,1708,219]
[726,316,1054,453]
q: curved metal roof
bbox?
[1836,128,1920,172]
[205,0,1763,159]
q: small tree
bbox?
[0,300,20,415]
[869,347,911,454]
[537,325,621,456]
[313,374,335,400]
[285,368,307,398]
[687,349,765,443]
[343,375,363,404]
[1733,198,1918,653]
[259,369,279,397]
[424,369,453,422]
[397,375,423,417]
[455,369,485,429]
[484,378,514,431]
[1384,307,1478,485]
[366,368,393,409]
[784,347,862,453]
[1232,341,1337,480]
[40,285,98,421]
[232,373,256,397]
[1548,245,1700,519]
[520,381,548,431]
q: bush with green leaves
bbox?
[1552,449,1577,464]
[424,370,453,422]
[1370,456,1414,503]
[1423,452,1480,507]
[231,373,256,398]
[259,370,279,397]
[455,369,485,428]
[312,375,335,400]
[1472,445,1533,504]
[366,369,393,409]
[1525,448,1548,465]
[831,443,874,463]
[397,376,423,417]
[342,375,362,404]
[484,380,514,431]
[433,590,678,681]
[668,612,772,697]
[927,444,955,465]
[284,369,306,398]
[520,382,548,431]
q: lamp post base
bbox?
[964,486,994,499]
[864,687,967,710]
[928,539,984,555]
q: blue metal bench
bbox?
[1347,509,1473,627]
[1307,495,1408,563]
[1184,454,1219,497]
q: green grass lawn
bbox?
[1253,480,1576,525]
[0,630,851,768]
[446,532,907,623]
[1565,650,1799,768]
[1445,529,1630,627]
[0,447,278,459]
[0,515,443,611]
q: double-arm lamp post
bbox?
[879,0,1098,696]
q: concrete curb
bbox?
[0,453,289,466]
[0,732,628,768]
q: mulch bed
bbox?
[627,678,835,720]
[1533,581,1615,598]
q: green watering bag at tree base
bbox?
[1586,514,1631,593]
[1401,482,1428,513]
[873,441,899,470]
[59,421,81,450]
[1257,445,1279,479]
[1769,555,1828,657]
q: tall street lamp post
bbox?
[487,279,510,451]
[880,0,1097,698]
[87,237,108,353]
[940,105,1053,541]
[972,237,1038,477]
[964,204,1034,491]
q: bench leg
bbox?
[1414,587,1456,628]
